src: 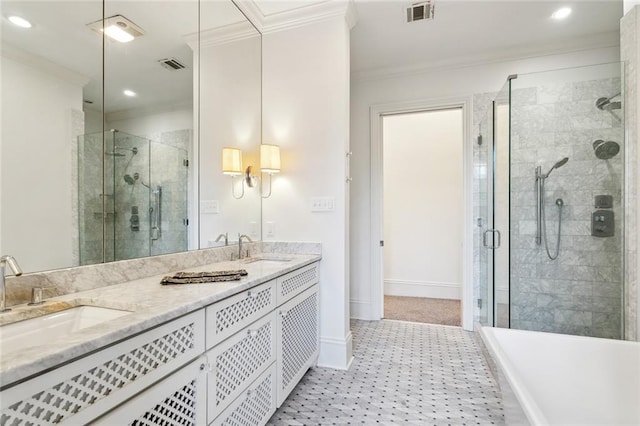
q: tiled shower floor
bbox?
[268,319,504,425]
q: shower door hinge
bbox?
[183,218,189,226]
[183,159,189,167]
[477,298,483,309]
[380,240,384,247]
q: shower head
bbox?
[593,139,620,160]
[596,93,621,111]
[124,174,136,185]
[545,157,569,177]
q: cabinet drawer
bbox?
[277,284,319,407]
[1,310,205,425]
[276,262,319,305]
[207,311,276,421]
[94,356,207,426]
[206,280,276,349]
[211,362,277,426]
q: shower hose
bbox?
[541,180,563,260]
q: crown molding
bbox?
[352,30,621,83]
[184,20,259,50]
[1,44,91,88]
[233,0,357,34]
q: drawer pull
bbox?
[200,362,212,372]
[246,329,258,338]
[246,389,257,399]
[247,290,253,299]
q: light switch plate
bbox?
[311,197,335,212]
[266,221,275,237]
[200,200,219,214]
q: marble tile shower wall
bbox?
[79,129,191,265]
[509,78,624,339]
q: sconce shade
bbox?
[260,144,281,174]
[222,147,242,175]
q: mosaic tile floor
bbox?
[268,320,504,426]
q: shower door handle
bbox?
[483,229,501,249]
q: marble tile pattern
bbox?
[1,248,320,385]
[508,77,624,339]
[621,7,638,341]
[77,129,192,265]
[268,319,504,425]
[4,242,315,307]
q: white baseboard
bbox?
[318,332,353,370]
[384,279,461,300]
[349,299,377,320]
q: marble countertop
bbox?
[0,254,320,387]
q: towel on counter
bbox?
[160,270,248,285]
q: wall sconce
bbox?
[260,144,281,198]
[222,147,256,199]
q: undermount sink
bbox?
[242,256,294,264]
[0,306,132,355]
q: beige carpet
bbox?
[384,295,461,326]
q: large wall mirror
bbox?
[0,0,262,274]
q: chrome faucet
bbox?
[238,234,252,260]
[215,233,229,246]
[1,255,23,313]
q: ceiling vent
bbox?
[406,1,435,23]
[158,58,188,71]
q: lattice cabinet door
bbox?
[276,262,319,306]
[206,311,277,423]
[206,280,276,349]
[276,284,319,407]
[211,363,277,426]
[1,310,205,426]
[93,356,207,425]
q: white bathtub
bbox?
[479,326,640,426]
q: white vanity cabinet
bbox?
[276,284,319,406]
[0,260,320,426]
[92,356,208,425]
[0,310,206,425]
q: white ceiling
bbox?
[350,0,623,77]
[1,0,624,115]
[1,1,253,114]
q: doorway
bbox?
[381,108,464,326]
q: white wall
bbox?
[262,16,352,369]
[1,55,84,272]
[350,46,621,320]
[198,34,262,247]
[383,109,463,300]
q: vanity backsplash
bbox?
[4,242,321,307]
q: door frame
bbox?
[370,96,474,331]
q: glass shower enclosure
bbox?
[477,62,625,339]
[78,129,189,264]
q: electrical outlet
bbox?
[266,221,275,238]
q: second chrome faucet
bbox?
[238,234,252,260]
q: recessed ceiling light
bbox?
[8,16,32,28]
[123,89,137,97]
[551,7,572,20]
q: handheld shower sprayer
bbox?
[536,157,569,260]
[542,157,569,178]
